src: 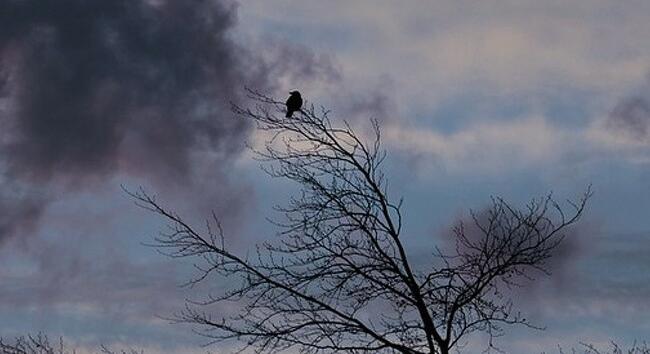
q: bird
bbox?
[285,90,302,118]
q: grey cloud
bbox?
[0,246,191,347]
[252,36,342,90]
[0,185,46,245]
[0,209,250,348]
[0,0,342,343]
[607,76,650,141]
[0,0,344,345]
[507,231,650,332]
[608,97,650,140]
[341,78,397,123]
[0,0,340,242]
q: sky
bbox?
[1,0,650,353]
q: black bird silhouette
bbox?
[285,91,302,118]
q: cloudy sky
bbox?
[1,0,650,353]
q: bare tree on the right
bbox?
[133,90,592,354]
[554,342,650,354]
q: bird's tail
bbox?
[286,110,292,118]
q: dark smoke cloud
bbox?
[0,0,246,182]
[608,97,650,140]
[341,77,396,123]
[0,184,46,246]
[607,77,650,141]
[439,203,588,287]
[0,0,340,241]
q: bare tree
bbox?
[129,90,591,354]
[0,334,69,354]
[0,334,143,354]
[579,342,650,354]
[553,341,650,354]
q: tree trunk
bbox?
[439,345,449,354]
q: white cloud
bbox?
[384,115,564,172]
[240,0,650,114]
[585,114,650,164]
